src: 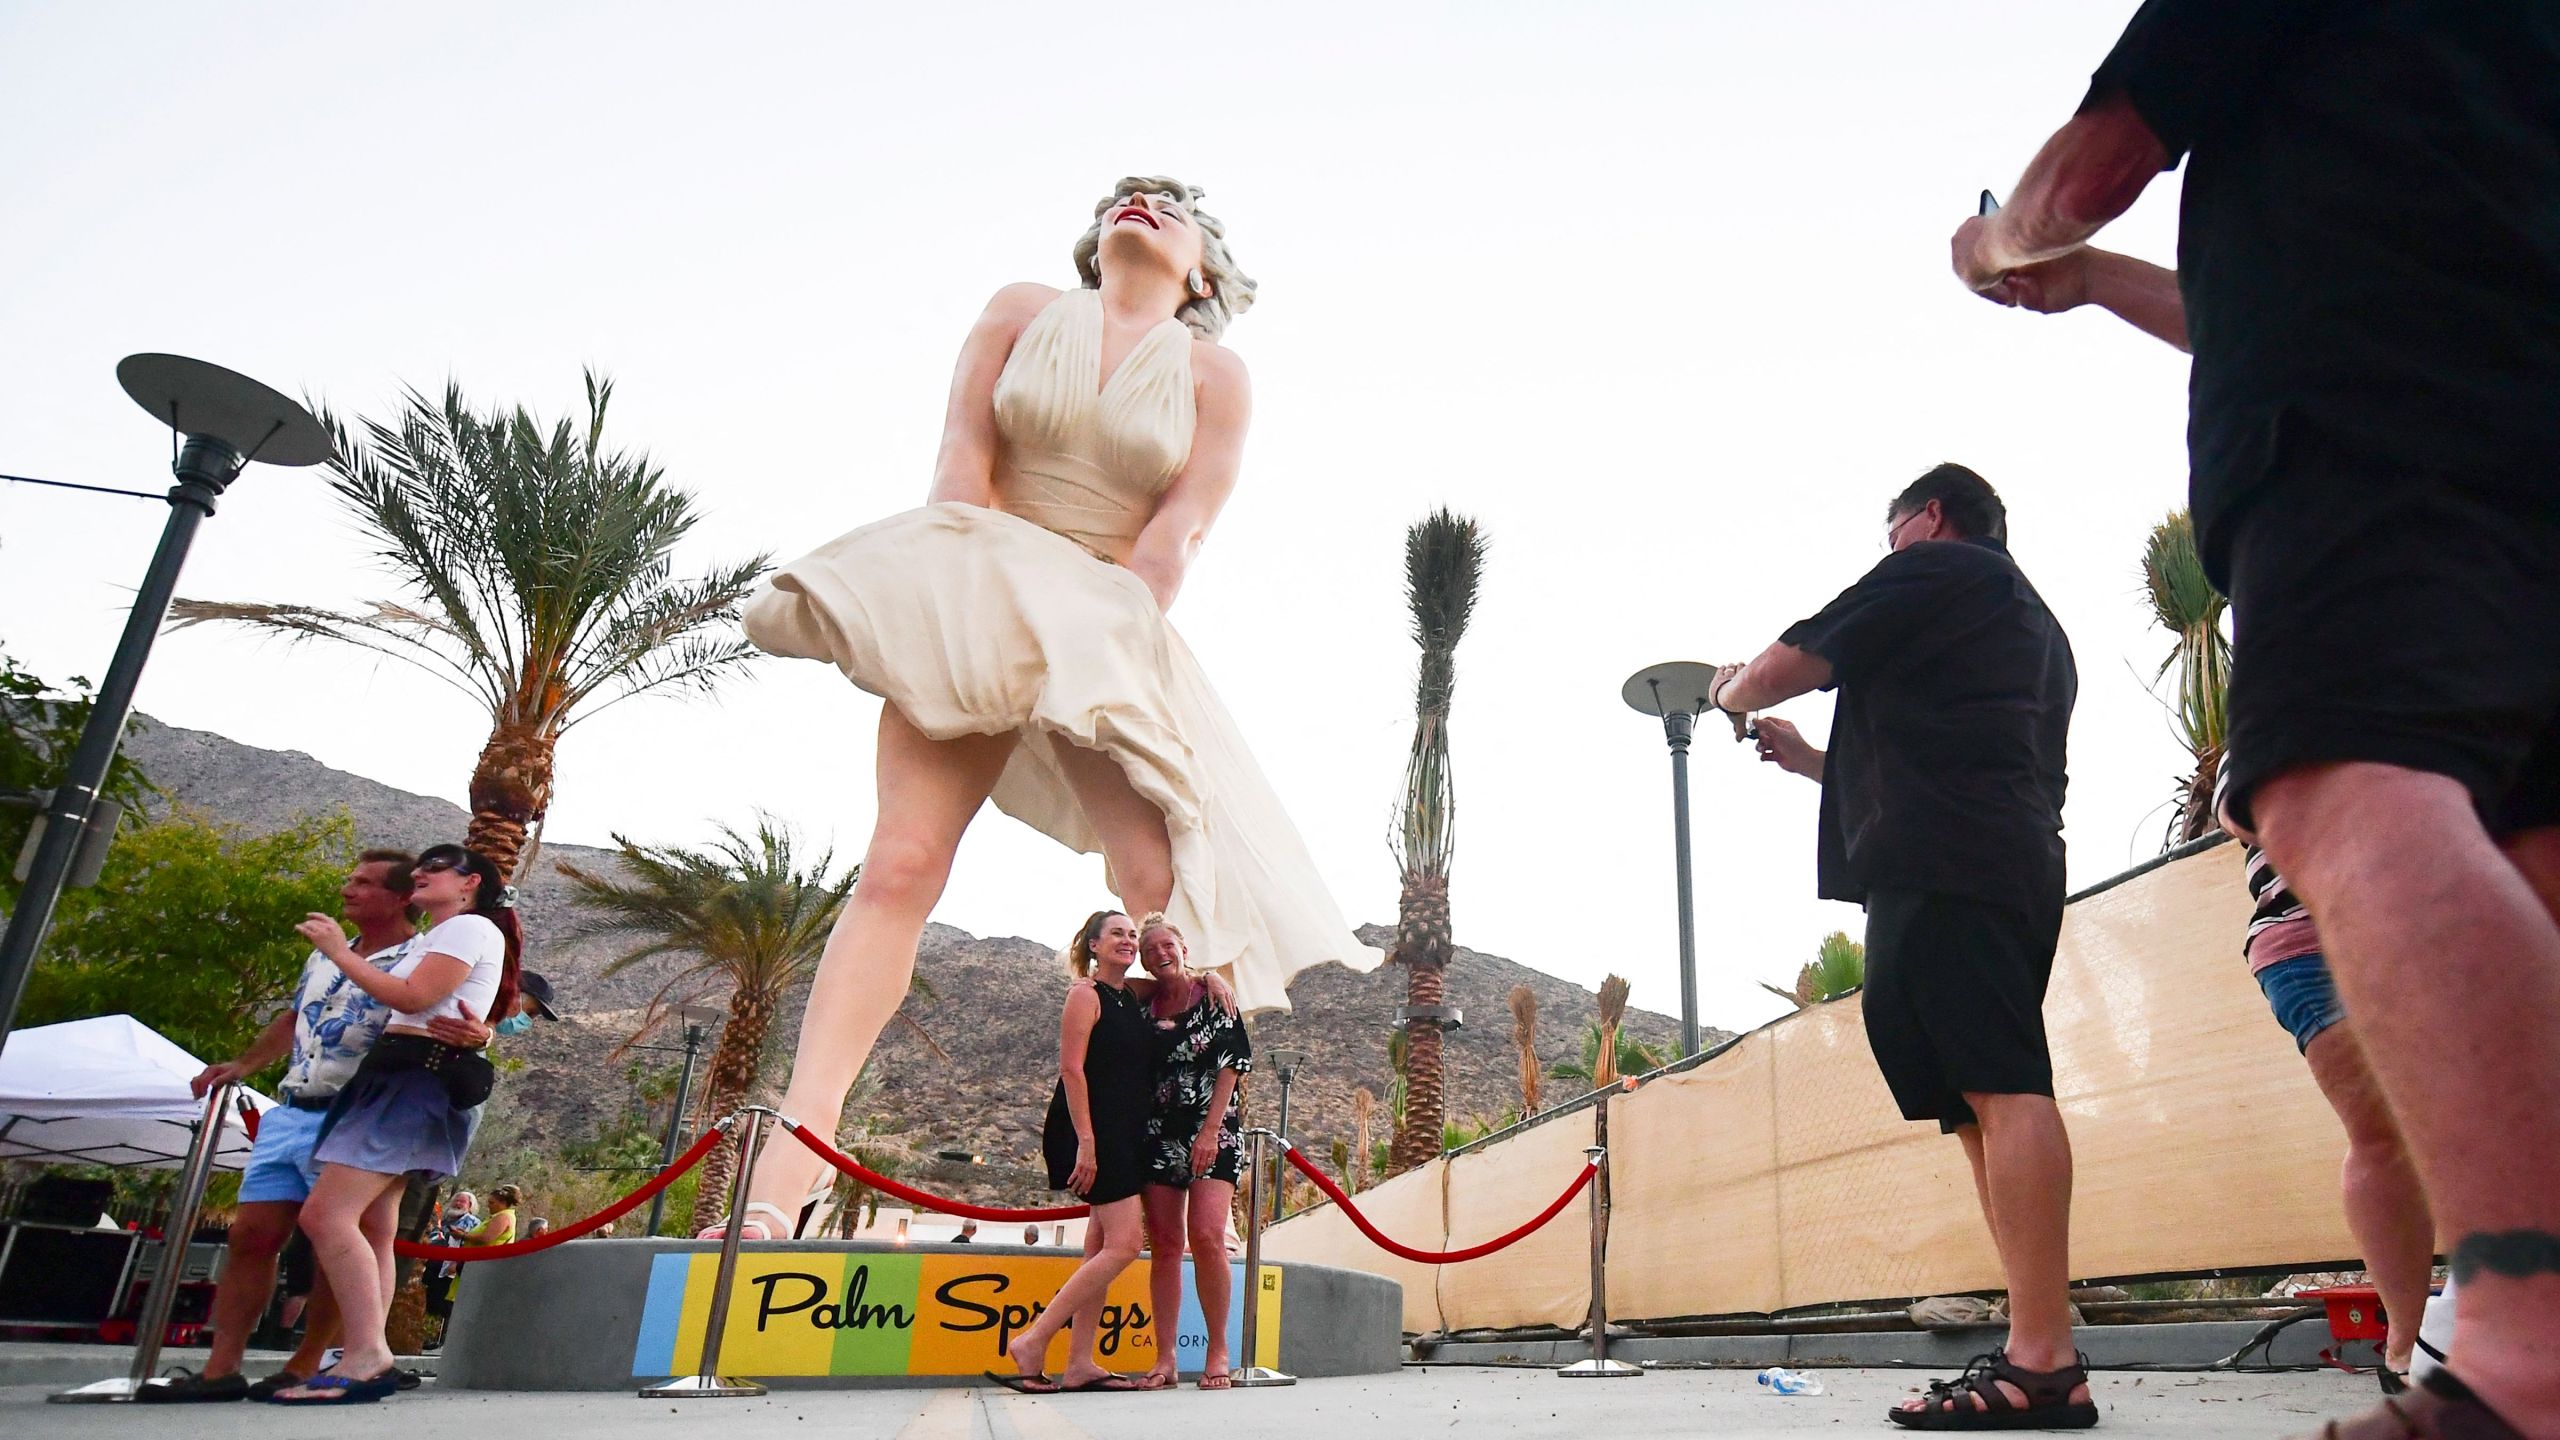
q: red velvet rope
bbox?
[1284,1144,1596,1264]
[786,1120,1089,1222]
[393,1124,727,1261]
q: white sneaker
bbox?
[2410,1274,2457,1385]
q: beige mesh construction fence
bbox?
[1263,840,2357,1333]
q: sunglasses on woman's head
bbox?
[415,857,463,876]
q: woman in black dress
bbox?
[1134,915,1252,1390]
[995,910,1152,1393]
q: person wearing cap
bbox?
[496,971,562,1034]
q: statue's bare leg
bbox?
[728,706,1019,1233]
[1050,738,1176,921]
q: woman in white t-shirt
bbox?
[272,843,522,1406]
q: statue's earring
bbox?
[1187,267,1213,299]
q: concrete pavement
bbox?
[6,1363,2381,1437]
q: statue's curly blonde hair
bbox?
[1072,176,1258,341]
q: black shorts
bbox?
[1861,888,2063,1133]
[2216,425,2560,836]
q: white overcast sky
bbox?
[1,2,2195,1034]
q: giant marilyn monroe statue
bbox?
[721,177,1381,1238]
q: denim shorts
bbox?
[237,1104,328,1205]
[2255,952,2348,1054]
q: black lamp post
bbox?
[1622,661,1719,1059]
[645,1003,727,1237]
[0,356,328,1041]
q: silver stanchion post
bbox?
[1557,1136,1640,1378]
[640,1109,766,1398]
[1232,1127,1295,1387]
[53,1083,237,1403]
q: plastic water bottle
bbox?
[1757,1366,1826,1396]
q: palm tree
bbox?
[1759,930,1867,1009]
[2142,508,2232,845]
[558,816,934,1231]
[171,373,770,879]
[1388,509,1487,1173]
[1507,984,1542,1116]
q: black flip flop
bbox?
[242,1372,309,1402]
[1060,1374,1142,1393]
[986,1370,1063,1395]
[136,1368,248,1403]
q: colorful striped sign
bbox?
[632,1250,1283,1379]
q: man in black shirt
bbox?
[1952,5,2560,1436]
[1713,463,2088,1429]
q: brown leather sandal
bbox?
[2306,1370,2526,1439]
[1887,1350,2099,1430]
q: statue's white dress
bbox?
[744,288,1381,1010]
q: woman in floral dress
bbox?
[1133,915,1252,1389]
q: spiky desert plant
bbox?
[2142,508,2231,845]
[1508,984,1542,1115]
[822,1093,917,1238]
[1389,508,1487,1172]
[170,373,770,881]
[1547,1022,1671,1089]
[1758,930,1868,1009]
[1593,974,1632,1088]
[1384,1029,1410,1132]
[1351,1087,1376,1192]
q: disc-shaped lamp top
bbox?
[1622,660,1719,718]
[117,353,330,468]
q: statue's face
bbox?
[1096,189,1207,279]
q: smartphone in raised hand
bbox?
[1979,189,2001,217]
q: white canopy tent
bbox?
[0,1014,271,1170]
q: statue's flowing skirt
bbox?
[744,501,1382,1011]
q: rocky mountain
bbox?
[122,718,1715,1206]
